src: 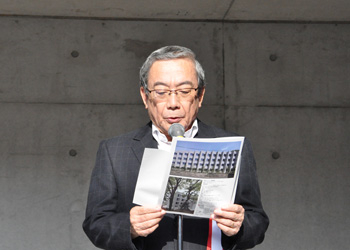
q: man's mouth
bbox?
[166,117,182,124]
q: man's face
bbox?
[140,58,205,139]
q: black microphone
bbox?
[168,123,185,138]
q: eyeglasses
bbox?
[146,87,198,100]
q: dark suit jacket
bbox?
[83,121,269,250]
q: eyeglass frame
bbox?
[145,87,199,100]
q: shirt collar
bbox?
[152,119,198,150]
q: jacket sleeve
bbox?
[82,140,143,250]
[222,138,269,250]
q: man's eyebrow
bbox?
[176,81,194,87]
[153,82,168,88]
[152,81,194,88]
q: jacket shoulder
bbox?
[101,123,151,146]
[198,121,240,138]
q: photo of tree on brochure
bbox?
[162,177,202,215]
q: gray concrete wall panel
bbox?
[228,0,350,22]
[0,0,233,20]
[225,106,350,249]
[0,17,223,106]
[224,23,350,248]
[224,23,350,107]
[0,103,150,250]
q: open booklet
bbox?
[133,136,244,218]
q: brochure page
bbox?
[133,136,245,218]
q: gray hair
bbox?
[139,45,206,95]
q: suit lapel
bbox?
[131,122,157,163]
[196,120,216,138]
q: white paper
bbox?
[194,178,235,217]
[133,148,171,206]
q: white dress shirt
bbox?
[152,119,199,152]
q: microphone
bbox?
[168,123,185,250]
[168,123,185,138]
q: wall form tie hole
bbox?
[71,51,79,58]
[69,149,77,157]
[272,152,280,159]
[269,54,277,61]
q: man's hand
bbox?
[130,206,166,239]
[211,204,245,237]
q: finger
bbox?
[213,209,236,221]
[213,207,244,222]
[132,222,160,238]
[130,209,165,225]
[212,213,242,235]
[130,206,163,216]
[132,216,164,231]
[211,214,236,227]
[131,214,165,238]
[215,220,241,237]
[220,204,244,213]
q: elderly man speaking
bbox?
[83,45,269,250]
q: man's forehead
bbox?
[148,58,198,87]
[149,58,196,72]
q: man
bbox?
[83,46,269,250]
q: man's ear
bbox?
[198,87,205,108]
[140,87,148,109]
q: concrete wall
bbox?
[0,16,349,249]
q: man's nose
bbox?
[166,92,180,109]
